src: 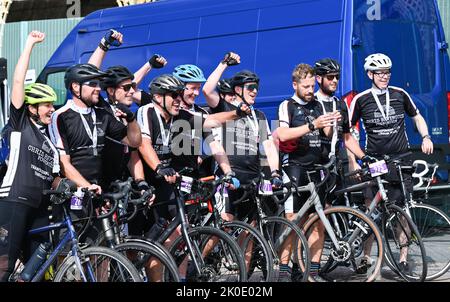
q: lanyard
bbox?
[232,100,259,135]
[154,106,173,147]
[317,94,338,158]
[79,110,98,156]
[371,88,390,121]
[35,124,60,174]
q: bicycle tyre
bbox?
[222,220,275,282]
[167,226,247,282]
[302,206,384,282]
[54,246,142,282]
[382,203,427,282]
[263,216,311,282]
[407,203,450,280]
[114,241,180,282]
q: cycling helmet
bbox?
[24,83,57,105]
[101,65,134,89]
[314,58,340,75]
[364,53,392,71]
[149,74,185,95]
[64,63,108,89]
[216,78,234,95]
[230,70,260,88]
[173,64,206,83]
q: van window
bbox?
[354,20,436,94]
[46,71,67,106]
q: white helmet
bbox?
[364,53,392,71]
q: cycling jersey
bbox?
[210,98,271,182]
[349,86,418,156]
[50,99,127,184]
[0,104,59,208]
[97,98,134,188]
[136,93,207,179]
[315,92,350,157]
[278,95,327,167]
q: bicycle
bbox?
[337,152,427,282]
[276,156,384,282]
[93,178,180,282]
[149,168,247,282]
[181,174,276,282]
[394,158,450,280]
[10,179,142,282]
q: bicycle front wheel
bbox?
[222,220,275,282]
[407,203,450,280]
[303,206,384,282]
[115,241,180,282]
[54,246,142,282]
[168,226,247,282]
[382,203,427,282]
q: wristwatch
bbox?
[422,134,431,141]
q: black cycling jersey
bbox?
[315,93,350,157]
[50,99,127,184]
[278,95,328,166]
[98,99,135,188]
[350,86,418,156]
[0,104,59,208]
[136,94,207,180]
[210,98,271,182]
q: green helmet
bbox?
[24,83,57,105]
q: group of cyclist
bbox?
[0,29,434,282]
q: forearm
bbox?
[138,138,161,171]
[134,62,152,87]
[344,133,364,159]
[12,42,34,108]
[128,150,145,180]
[209,140,231,174]
[203,111,237,129]
[60,157,91,188]
[203,62,227,108]
[263,139,279,172]
[413,114,430,137]
[276,125,310,142]
[87,47,107,68]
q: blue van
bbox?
[35,0,449,179]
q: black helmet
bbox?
[231,70,259,88]
[64,63,108,89]
[101,65,134,89]
[314,58,341,75]
[149,74,185,95]
[217,78,234,95]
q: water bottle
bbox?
[20,242,51,281]
[145,218,167,241]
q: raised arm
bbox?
[133,54,167,104]
[88,29,123,68]
[203,52,240,108]
[11,31,45,109]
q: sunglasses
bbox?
[244,84,259,91]
[119,82,137,92]
[324,74,340,81]
[83,80,101,88]
[168,91,181,99]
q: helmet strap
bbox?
[236,86,250,107]
[28,104,47,127]
[162,94,173,117]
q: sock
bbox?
[310,262,320,276]
[180,277,187,282]
[279,264,291,277]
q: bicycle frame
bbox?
[26,206,90,282]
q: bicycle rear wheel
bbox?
[222,220,274,282]
[54,246,142,282]
[168,226,247,282]
[115,241,180,282]
[302,206,384,282]
[406,203,450,280]
[382,203,427,282]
